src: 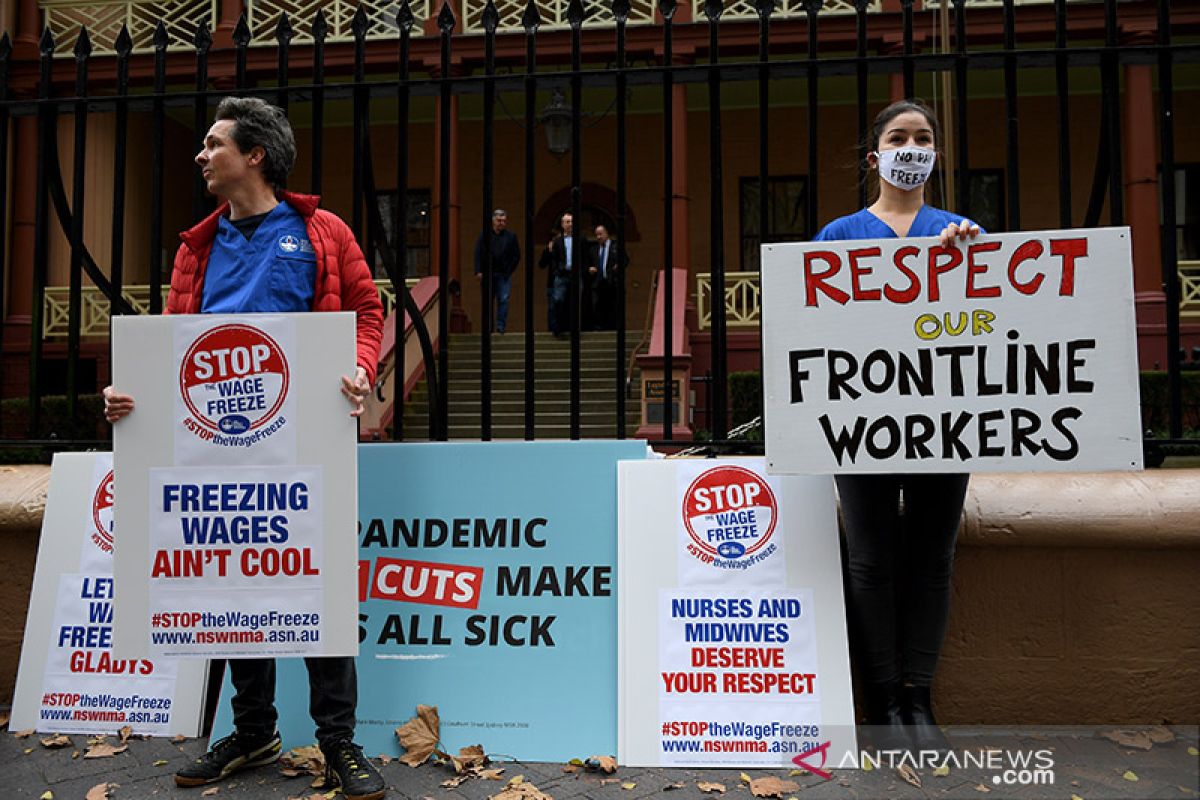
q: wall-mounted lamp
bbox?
[538,88,573,157]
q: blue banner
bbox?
[214,440,646,760]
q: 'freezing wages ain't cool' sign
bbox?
[761,228,1143,474]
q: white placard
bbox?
[619,458,856,770]
[10,453,206,736]
[112,313,359,658]
[761,228,1143,474]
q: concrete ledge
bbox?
[2,466,1197,724]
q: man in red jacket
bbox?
[103,97,386,800]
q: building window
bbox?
[739,176,807,271]
[375,189,432,278]
[1165,165,1200,261]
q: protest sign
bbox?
[10,453,206,735]
[213,440,647,760]
[761,228,1143,474]
[111,313,359,658]
[618,458,856,768]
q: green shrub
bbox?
[0,394,108,463]
[1139,371,1200,437]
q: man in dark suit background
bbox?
[587,224,627,331]
[538,211,592,337]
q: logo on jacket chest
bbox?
[278,234,315,255]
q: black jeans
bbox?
[836,473,969,687]
[229,656,357,747]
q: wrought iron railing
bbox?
[1182,261,1200,318]
[696,272,761,331]
[41,279,419,340]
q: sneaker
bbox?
[174,730,282,787]
[321,738,387,800]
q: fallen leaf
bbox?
[40,734,72,748]
[480,768,506,780]
[747,777,799,798]
[861,760,873,772]
[1123,770,1139,782]
[621,783,637,790]
[72,751,80,759]
[1101,730,1154,751]
[740,773,753,784]
[1189,747,1199,757]
[451,744,488,773]
[569,758,584,766]
[1147,727,1175,744]
[562,765,579,774]
[171,734,188,743]
[24,748,33,754]
[40,792,53,800]
[202,788,220,797]
[664,782,685,791]
[85,783,118,800]
[587,755,618,773]
[84,743,128,759]
[1070,795,1084,800]
[443,776,469,788]
[153,759,169,766]
[0,711,8,729]
[787,769,807,777]
[600,778,620,786]
[395,705,440,768]
[509,775,525,785]
[896,765,921,788]
[490,780,553,800]
[697,783,726,794]
[14,728,35,739]
[378,754,392,765]
[973,784,991,793]
[933,765,950,777]
[280,745,325,776]
[118,725,133,743]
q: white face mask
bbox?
[874,146,936,190]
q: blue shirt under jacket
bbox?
[812,205,983,242]
[201,200,317,314]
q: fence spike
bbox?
[193,20,212,52]
[657,0,677,20]
[0,32,10,60]
[437,2,457,33]
[521,0,542,32]
[351,5,370,38]
[114,24,133,56]
[232,12,251,46]
[567,0,586,27]
[611,0,631,21]
[702,0,723,20]
[803,0,822,14]
[312,8,329,42]
[397,0,415,33]
[754,0,776,18]
[276,12,294,44]
[73,25,92,59]
[153,20,168,50]
[39,27,55,56]
[482,0,501,33]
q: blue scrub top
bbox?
[813,205,983,242]
[201,200,317,314]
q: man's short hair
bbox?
[493,209,507,218]
[214,97,297,188]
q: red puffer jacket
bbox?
[166,191,384,383]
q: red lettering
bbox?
[926,246,964,302]
[803,251,848,307]
[847,247,882,301]
[1050,236,1088,295]
[967,239,1004,298]
[884,246,921,303]
[1007,239,1046,295]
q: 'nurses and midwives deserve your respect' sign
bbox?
[111,313,360,659]
[761,227,1143,474]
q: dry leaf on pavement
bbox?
[897,764,922,788]
[1100,730,1154,750]
[973,784,991,793]
[562,765,579,773]
[280,745,325,776]
[599,778,620,786]
[698,782,726,793]
[480,768,506,780]
[14,728,35,739]
[747,777,799,798]
[84,743,128,759]
[40,734,72,748]
[85,783,118,800]
[118,725,133,743]
[621,783,636,790]
[201,788,220,797]
[491,780,553,800]
[39,792,53,800]
[664,782,685,790]
[1123,770,1139,782]
[0,711,9,729]
[171,734,188,743]
[443,776,470,788]
[451,744,488,773]
[396,705,441,767]
[586,755,618,773]
[933,765,951,777]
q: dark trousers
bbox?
[835,473,968,687]
[229,656,357,746]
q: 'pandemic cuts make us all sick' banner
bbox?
[761,227,1143,474]
[112,313,360,659]
[618,458,857,769]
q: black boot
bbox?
[901,684,951,753]
[859,683,910,753]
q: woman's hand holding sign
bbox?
[938,218,981,247]
[341,366,371,417]
[103,385,135,423]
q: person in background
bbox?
[812,99,982,754]
[474,208,520,334]
[587,223,627,331]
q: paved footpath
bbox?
[3,723,1197,800]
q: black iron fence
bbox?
[0,0,1196,457]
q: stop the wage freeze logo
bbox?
[681,464,780,571]
[175,318,298,464]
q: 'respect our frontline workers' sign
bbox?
[112,313,359,659]
[618,458,856,769]
[761,227,1143,474]
[11,454,206,736]
[212,440,648,761]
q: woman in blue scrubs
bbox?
[813,100,981,752]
